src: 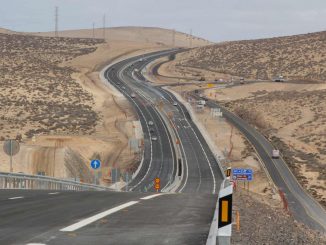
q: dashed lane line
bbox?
[140,193,165,200]
[8,196,24,200]
[60,201,139,232]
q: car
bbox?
[149,128,155,133]
[131,93,136,98]
[117,82,121,86]
[151,136,158,141]
[272,149,280,159]
[148,121,154,126]
[173,101,178,106]
[122,86,126,90]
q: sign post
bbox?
[3,140,20,173]
[90,159,101,185]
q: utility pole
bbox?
[92,22,95,39]
[172,29,176,47]
[189,29,193,48]
[55,6,58,38]
[102,14,106,41]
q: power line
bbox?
[92,22,95,39]
[103,14,106,40]
[55,6,58,38]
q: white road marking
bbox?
[60,201,139,232]
[9,196,24,200]
[140,193,165,200]
[48,192,59,195]
[26,243,47,245]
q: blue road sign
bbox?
[90,159,101,170]
[232,168,253,181]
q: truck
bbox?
[272,149,280,159]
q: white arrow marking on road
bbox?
[60,201,139,232]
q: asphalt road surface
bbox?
[0,190,217,245]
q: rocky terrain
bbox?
[232,189,326,245]
[168,31,326,82]
[0,33,104,140]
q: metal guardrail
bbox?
[0,172,112,191]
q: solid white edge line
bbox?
[48,192,59,195]
[60,201,139,232]
[140,193,165,200]
[9,196,24,200]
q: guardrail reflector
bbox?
[221,200,229,222]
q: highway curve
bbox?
[105,49,224,194]
[0,49,225,245]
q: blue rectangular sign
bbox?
[232,168,253,181]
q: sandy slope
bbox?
[167,31,326,82]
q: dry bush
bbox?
[233,106,268,129]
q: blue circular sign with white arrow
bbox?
[90,159,101,170]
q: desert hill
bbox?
[171,31,326,82]
[32,26,212,47]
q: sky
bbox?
[0,0,325,42]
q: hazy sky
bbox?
[0,0,325,41]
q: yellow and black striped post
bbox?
[217,183,233,245]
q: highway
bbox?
[0,50,225,244]
[105,50,224,194]
[190,93,326,232]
